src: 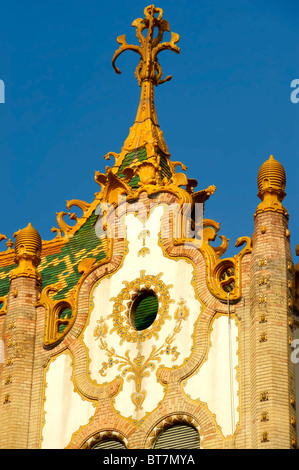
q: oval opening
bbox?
[131,290,159,331]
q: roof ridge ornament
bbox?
[95,6,218,207]
[112,4,180,86]
[111,5,180,159]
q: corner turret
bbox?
[11,223,42,282]
[255,155,288,218]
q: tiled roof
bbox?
[40,211,107,300]
[117,147,147,188]
[0,262,15,298]
[0,148,171,302]
[117,147,172,188]
[0,210,107,302]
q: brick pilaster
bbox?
[249,211,295,448]
[0,276,40,448]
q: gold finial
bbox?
[112,5,180,157]
[11,223,42,282]
[112,5,180,86]
[255,154,288,218]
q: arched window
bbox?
[153,424,200,449]
[92,438,126,449]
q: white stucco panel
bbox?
[41,352,95,449]
[183,314,239,437]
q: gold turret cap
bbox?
[255,155,288,218]
[257,154,286,199]
[11,223,42,281]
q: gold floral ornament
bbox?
[94,298,189,412]
[174,299,190,321]
[94,316,109,339]
[138,228,151,257]
[108,270,174,344]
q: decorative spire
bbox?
[255,155,288,218]
[95,5,216,208]
[112,4,180,158]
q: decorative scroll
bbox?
[112,5,180,87]
[176,218,252,303]
[50,199,92,241]
[36,285,76,348]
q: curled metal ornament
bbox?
[112,5,180,86]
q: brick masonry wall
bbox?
[0,276,40,449]
[249,211,296,448]
[233,252,252,449]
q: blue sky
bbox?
[0,0,298,259]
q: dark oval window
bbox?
[131,290,159,331]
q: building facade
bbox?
[0,5,298,449]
